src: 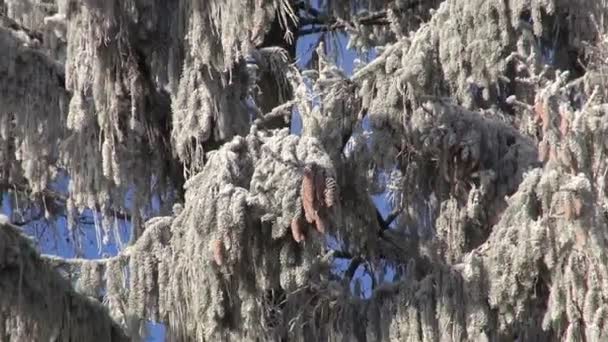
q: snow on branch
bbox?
[27,128,343,340]
[0,216,128,341]
[0,14,67,194]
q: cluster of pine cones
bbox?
[291,163,337,242]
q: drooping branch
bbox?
[0,217,128,341]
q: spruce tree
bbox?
[1,0,608,340]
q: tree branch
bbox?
[0,14,64,85]
[331,249,354,259]
[253,100,297,129]
[42,251,129,271]
[0,218,129,340]
[378,208,401,232]
[296,0,429,37]
[0,14,43,42]
[2,181,133,224]
[376,208,391,231]
[40,215,173,271]
[344,256,363,283]
[298,11,390,36]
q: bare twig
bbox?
[344,256,363,283]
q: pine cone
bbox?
[573,196,583,218]
[291,217,305,243]
[538,140,549,163]
[300,163,336,235]
[559,115,570,136]
[314,167,326,204]
[301,165,316,224]
[324,177,337,208]
[564,195,574,221]
[211,239,225,266]
[314,214,327,234]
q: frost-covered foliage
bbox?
[70,129,340,341]
[353,0,608,109]
[340,0,443,51]
[4,0,55,32]
[0,15,66,194]
[1,0,299,238]
[276,166,607,341]
[294,43,359,157]
[0,218,127,341]
[3,0,66,60]
[171,0,297,171]
[4,0,608,341]
[165,131,336,340]
[350,0,608,238]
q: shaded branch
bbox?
[376,208,402,232]
[11,212,45,227]
[376,208,390,231]
[298,11,390,36]
[344,256,363,283]
[0,14,43,43]
[296,0,428,37]
[331,249,354,259]
[0,218,128,340]
[253,99,297,130]
[0,14,64,86]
